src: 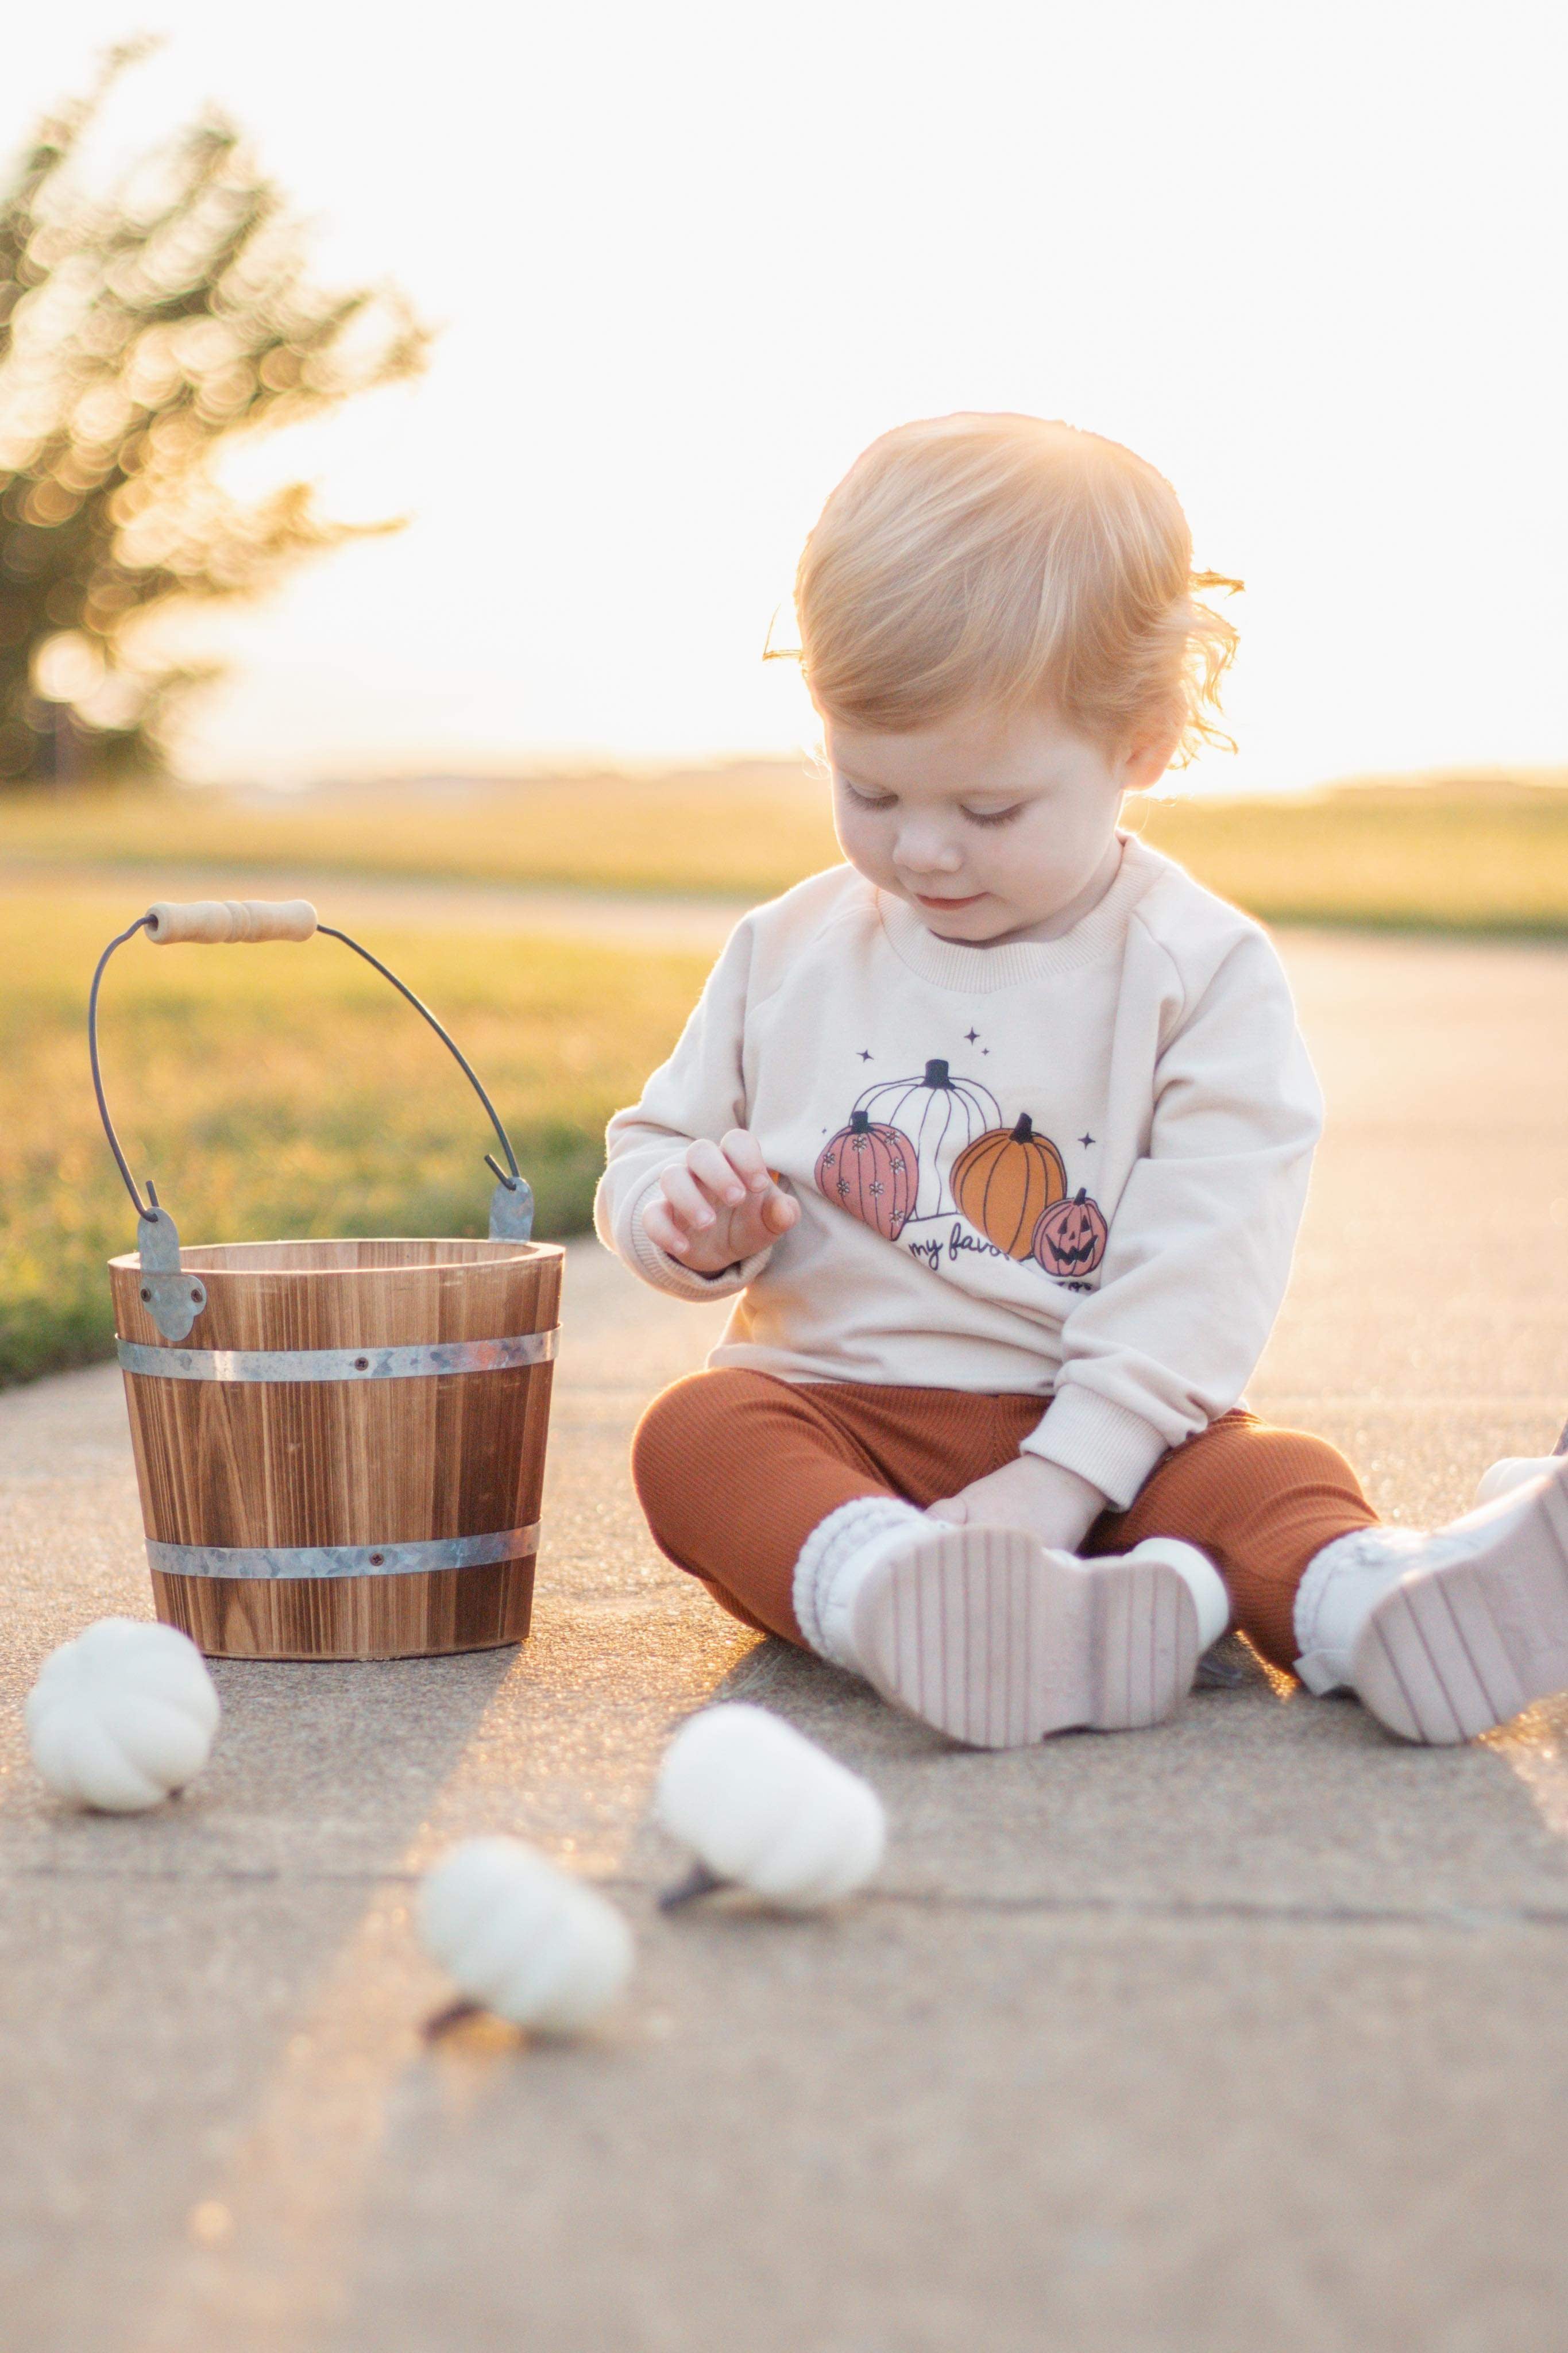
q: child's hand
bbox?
[928,1455,1106,1555]
[642,1129,800,1274]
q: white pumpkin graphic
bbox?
[854,1059,1000,1220]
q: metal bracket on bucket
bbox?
[486,1162,535,1242]
[88,902,536,1268]
[136,1200,208,1343]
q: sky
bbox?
[3,1,1566,792]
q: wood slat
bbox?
[152,1557,534,1661]
[109,1239,563,1660]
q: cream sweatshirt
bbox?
[594,839,1323,1508]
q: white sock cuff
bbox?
[1128,1538,1230,1651]
[1475,1456,1559,1508]
[1292,1526,1428,1693]
[793,1495,925,1669]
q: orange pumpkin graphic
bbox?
[815,1111,917,1240]
[952,1114,1067,1259]
[1032,1187,1109,1279]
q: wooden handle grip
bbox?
[144,900,318,945]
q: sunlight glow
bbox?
[3,1,1564,790]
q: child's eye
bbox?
[843,784,896,812]
[961,803,1026,828]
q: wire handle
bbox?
[88,905,533,1338]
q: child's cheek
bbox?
[834,809,886,884]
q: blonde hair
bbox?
[785,412,1241,766]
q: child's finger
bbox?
[926,1497,967,1523]
[659,1164,716,1231]
[719,1129,773,1190]
[760,1189,799,1234]
[686,1138,746,1206]
[642,1198,692,1256]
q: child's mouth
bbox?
[915,891,988,910]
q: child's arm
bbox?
[928,1454,1108,1553]
[1013,925,1323,1513]
[594,917,795,1298]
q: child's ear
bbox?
[1119,724,1181,795]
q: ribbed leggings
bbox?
[631,1371,1378,1675]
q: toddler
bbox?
[595,412,1568,1749]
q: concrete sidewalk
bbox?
[4,930,1568,2353]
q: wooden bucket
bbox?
[110,1237,562,1660]
[90,898,561,1660]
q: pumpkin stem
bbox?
[422,1997,485,2041]
[848,1110,871,1133]
[1011,1114,1034,1141]
[1074,1187,1087,1201]
[923,1059,951,1087]
[658,1861,728,1912]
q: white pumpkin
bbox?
[1474,1456,1562,1508]
[855,1059,1000,1220]
[418,1838,634,2034]
[654,1702,886,1910]
[25,1617,219,1813]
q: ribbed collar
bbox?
[876,836,1164,993]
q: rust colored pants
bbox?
[632,1371,1378,1675]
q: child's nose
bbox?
[894,823,963,874]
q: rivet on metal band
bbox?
[117,1329,559,1383]
[144,1525,541,1581]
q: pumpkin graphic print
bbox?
[814,1111,917,1240]
[853,1060,999,1220]
[1032,1188,1109,1279]
[951,1113,1068,1259]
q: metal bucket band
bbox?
[145,1524,540,1581]
[118,1329,559,1383]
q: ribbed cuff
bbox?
[1291,1525,1431,1692]
[793,1494,924,1668]
[621,1177,774,1301]
[1020,1386,1171,1510]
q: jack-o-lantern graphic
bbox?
[1032,1187,1109,1279]
[854,1059,999,1220]
[814,1111,917,1240]
[951,1113,1068,1259]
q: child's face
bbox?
[824,702,1172,944]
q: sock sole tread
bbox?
[852,1526,1200,1749]
[1353,1472,1568,1743]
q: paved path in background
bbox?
[5,931,1568,2353]
[2,861,751,951]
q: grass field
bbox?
[1145,782,1568,935]
[4,766,1568,933]
[0,890,709,1386]
[0,765,836,903]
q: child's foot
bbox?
[1349,1460,1568,1743]
[847,1525,1203,1749]
[1474,1452,1563,1507]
